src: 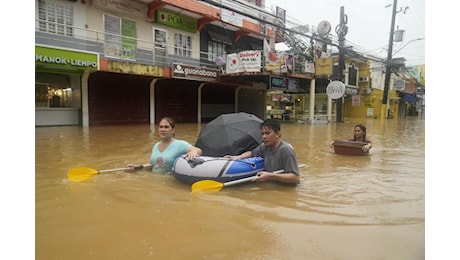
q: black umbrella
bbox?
[196,112,263,157]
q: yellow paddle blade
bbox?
[191,180,224,193]
[68,167,99,182]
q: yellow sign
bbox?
[107,60,164,76]
[315,57,334,76]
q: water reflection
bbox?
[36,118,424,259]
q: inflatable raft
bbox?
[172,155,264,184]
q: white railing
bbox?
[35,19,313,75]
[35,20,220,69]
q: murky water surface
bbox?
[35,118,424,259]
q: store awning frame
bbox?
[208,31,233,45]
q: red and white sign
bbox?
[352,95,360,106]
[226,53,243,73]
[225,51,261,74]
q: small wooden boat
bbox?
[332,140,369,156]
[172,155,264,184]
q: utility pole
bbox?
[336,6,347,123]
[382,0,398,119]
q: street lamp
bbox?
[382,0,410,119]
[392,37,425,56]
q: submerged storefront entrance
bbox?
[266,92,335,122]
[264,76,337,123]
[35,45,99,126]
[35,72,82,126]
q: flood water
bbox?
[35,117,425,259]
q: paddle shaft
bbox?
[68,163,153,182]
[99,164,151,173]
[223,169,283,187]
[223,164,306,187]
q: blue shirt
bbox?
[150,140,191,174]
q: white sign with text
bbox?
[326,81,345,99]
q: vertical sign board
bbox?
[121,19,136,59]
[367,108,373,116]
[352,95,360,106]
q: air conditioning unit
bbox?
[359,77,369,82]
[361,88,372,95]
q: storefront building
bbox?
[35,45,99,126]
[37,0,362,126]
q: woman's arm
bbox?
[125,164,153,172]
[362,142,372,152]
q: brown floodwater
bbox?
[35,117,425,260]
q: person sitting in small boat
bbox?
[330,124,372,152]
[225,118,300,184]
[126,117,202,174]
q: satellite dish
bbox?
[317,21,331,36]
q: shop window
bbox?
[35,73,73,108]
[103,14,137,60]
[35,83,50,107]
[347,64,358,86]
[154,29,167,66]
[207,40,227,63]
[174,33,192,57]
[38,0,74,36]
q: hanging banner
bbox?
[315,57,333,75]
[221,8,243,27]
[281,54,295,73]
[304,62,315,73]
[404,79,417,93]
[121,19,136,59]
[103,14,137,59]
[104,14,121,57]
[226,53,243,74]
[225,51,262,74]
[265,51,286,71]
[239,50,261,72]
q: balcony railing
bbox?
[35,20,313,77]
[36,21,219,69]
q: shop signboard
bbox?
[393,79,406,91]
[156,9,197,32]
[326,80,345,99]
[35,45,99,74]
[172,63,220,82]
[270,76,299,92]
